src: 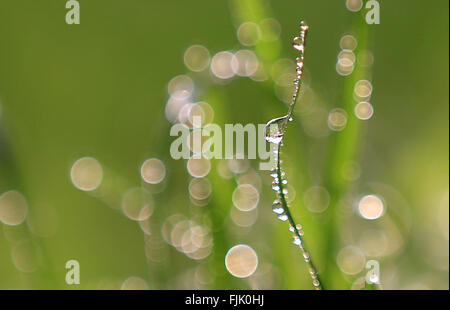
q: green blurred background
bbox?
[0,0,448,289]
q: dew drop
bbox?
[303,251,310,262]
[300,21,309,32]
[272,200,285,215]
[271,184,280,192]
[272,207,284,215]
[277,214,288,221]
[292,236,302,246]
[289,224,302,232]
[265,116,288,144]
[293,38,304,52]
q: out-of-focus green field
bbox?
[0,0,448,289]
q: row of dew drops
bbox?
[264,21,322,289]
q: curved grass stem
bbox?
[265,21,323,290]
[274,143,323,290]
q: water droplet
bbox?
[293,41,304,53]
[300,21,309,32]
[265,116,287,144]
[277,214,288,221]
[292,236,301,246]
[313,279,320,287]
[271,184,280,192]
[289,224,302,232]
[272,207,284,215]
[281,179,288,185]
[303,251,310,262]
[272,200,285,215]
